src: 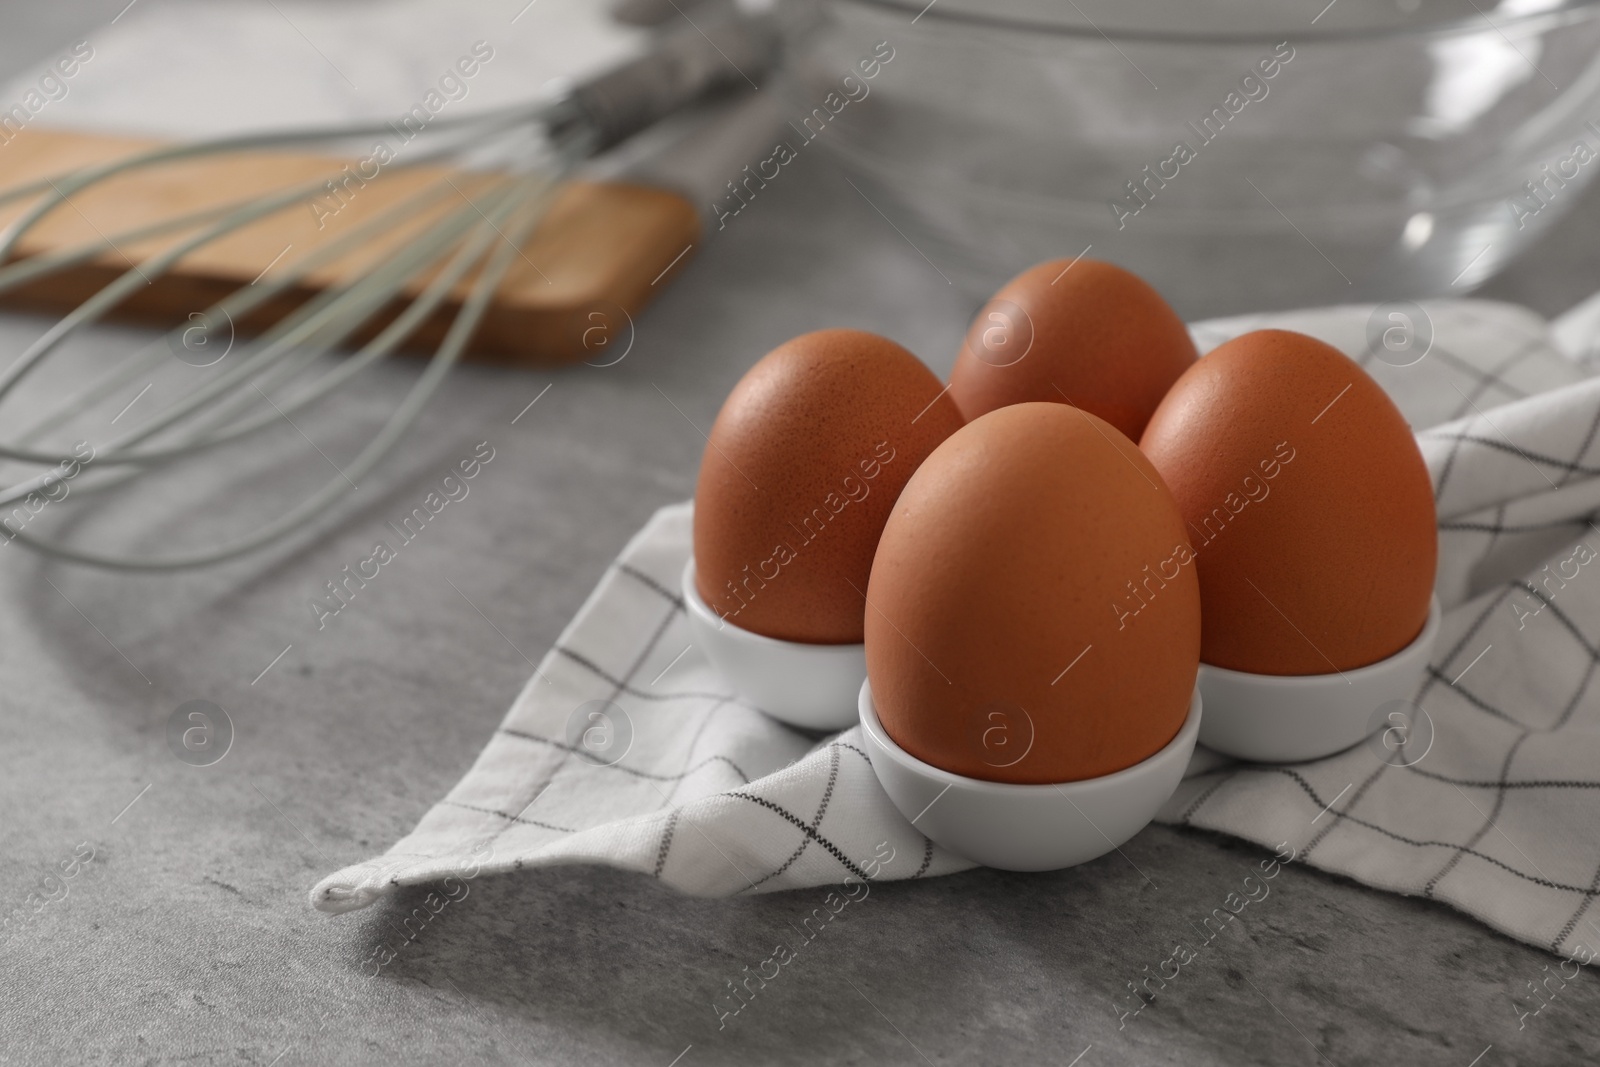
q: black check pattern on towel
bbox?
[318,299,1600,959]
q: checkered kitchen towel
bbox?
[315,297,1600,958]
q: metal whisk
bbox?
[0,10,777,570]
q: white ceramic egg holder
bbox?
[686,552,1203,870]
[681,560,864,731]
[859,682,1202,871]
[685,553,1202,872]
[1196,595,1441,763]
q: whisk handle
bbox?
[560,12,781,152]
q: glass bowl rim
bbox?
[833,0,1600,45]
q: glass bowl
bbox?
[783,0,1600,316]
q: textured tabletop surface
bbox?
[2,3,1600,1065]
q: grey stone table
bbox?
[2,4,1599,1065]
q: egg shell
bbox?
[866,402,1201,784]
[1138,328,1437,675]
[948,258,1197,440]
[693,328,964,644]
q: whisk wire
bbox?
[1,170,556,569]
[0,164,545,468]
[0,173,537,503]
[4,170,486,455]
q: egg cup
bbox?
[1196,595,1441,763]
[680,560,865,731]
[858,680,1202,871]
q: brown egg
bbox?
[948,258,1197,439]
[1139,329,1436,675]
[866,402,1200,784]
[693,329,963,644]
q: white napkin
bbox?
[314,297,1600,960]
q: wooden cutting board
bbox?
[0,126,701,364]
